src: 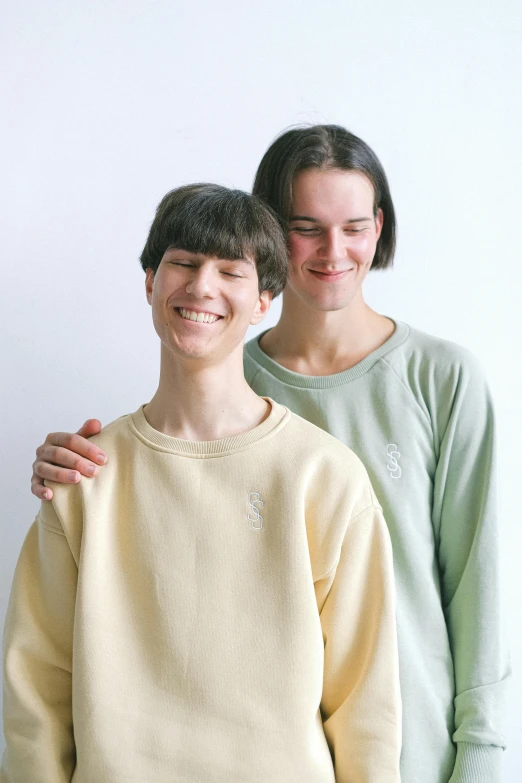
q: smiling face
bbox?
[286,168,383,312]
[146,249,271,365]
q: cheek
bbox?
[350,234,377,265]
[225,283,263,322]
[287,235,310,265]
[149,297,168,342]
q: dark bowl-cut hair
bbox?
[140,183,288,297]
[253,124,396,270]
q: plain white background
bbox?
[1,0,521,777]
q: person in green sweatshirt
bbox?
[3,183,402,782]
[30,125,509,783]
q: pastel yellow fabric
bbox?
[2,401,401,782]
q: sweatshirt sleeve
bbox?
[317,502,402,783]
[1,502,78,783]
[432,355,510,783]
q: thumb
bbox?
[77,419,103,438]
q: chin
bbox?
[165,338,212,361]
[303,293,357,313]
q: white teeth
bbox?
[179,308,219,324]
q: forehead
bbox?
[291,169,375,220]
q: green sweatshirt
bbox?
[244,320,509,783]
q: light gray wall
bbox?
[1,0,521,778]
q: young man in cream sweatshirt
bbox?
[2,184,401,783]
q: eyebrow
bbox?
[289,215,373,224]
[224,257,255,267]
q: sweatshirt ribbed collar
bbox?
[245,320,410,390]
[129,398,289,457]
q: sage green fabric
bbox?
[244,320,509,783]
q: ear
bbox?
[250,290,272,326]
[145,269,154,305]
[375,208,384,241]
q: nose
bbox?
[320,229,346,263]
[185,266,215,298]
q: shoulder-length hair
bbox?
[253,125,396,270]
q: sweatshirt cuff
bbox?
[448,742,503,783]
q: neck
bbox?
[260,288,395,375]
[145,343,269,441]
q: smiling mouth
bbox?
[176,307,222,324]
[309,269,354,280]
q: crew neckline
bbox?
[245,320,410,389]
[129,398,290,457]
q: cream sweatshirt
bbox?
[1,400,401,783]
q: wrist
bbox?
[449,741,503,783]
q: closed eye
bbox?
[168,260,244,277]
